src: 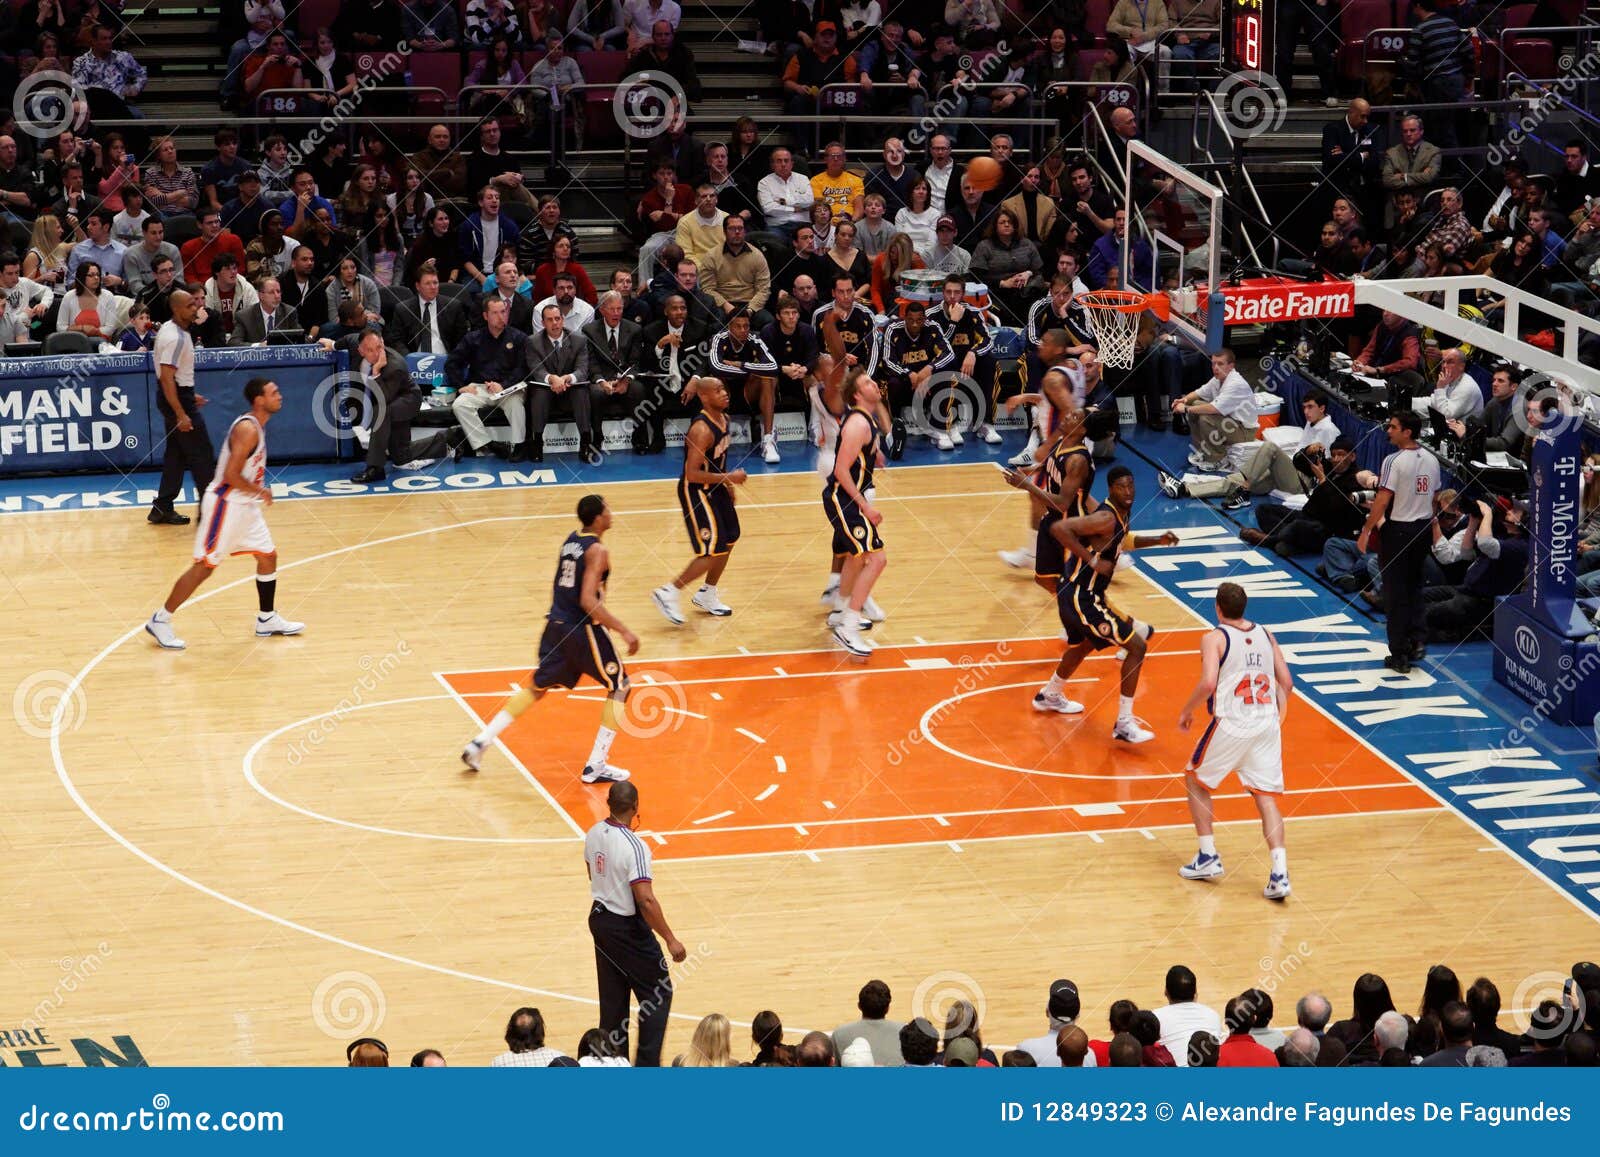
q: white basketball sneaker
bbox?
[998,547,1035,569]
[692,586,733,617]
[1263,872,1292,901]
[581,763,631,783]
[820,576,841,605]
[652,584,685,625]
[827,608,872,632]
[761,435,780,464]
[978,423,1003,444]
[1032,689,1084,714]
[1112,716,1156,744]
[832,623,872,657]
[861,596,886,623]
[255,612,305,637]
[935,432,954,451]
[949,427,965,446]
[1179,851,1225,880]
[145,615,186,650]
[1009,431,1040,466]
[461,739,486,771]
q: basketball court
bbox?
[6,449,1598,1066]
[4,139,1597,1067]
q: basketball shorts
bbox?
[678,478,740,556]
[1056,580,1135,651]
[1186,715,1284,795]
[533,619,626,692]
[824,484,884,555]
[193,489,274,568]
[1035,510,1065,581]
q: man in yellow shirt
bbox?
[811,142,865,224]
[674,184,728,263]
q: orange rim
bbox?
[1078,289,1171,322]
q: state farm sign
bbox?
[1211,280,1355,325]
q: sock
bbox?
[824,574,841,592]
[1198,835,1217,856]
[833,595,848,612]
[1045,674,1066,695]
[587,725,617,769]
[702,584,716,596]
[1270,847,1288,875]
[1119,694,1135,720]
[256,571,276,614]
[153,608,172,623]
[1133,620,1153,641]
[475,688,535,745]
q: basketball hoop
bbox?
[1077,290,1171,369]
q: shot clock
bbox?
[1222,0,1275,73]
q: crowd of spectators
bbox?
[343,962,1600,1068]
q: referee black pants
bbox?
[155,393,215,512]
[589,903,672,1067]
[1379,518,1432,659]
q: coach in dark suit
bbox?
[525,302,596,464]
[637,293,710,454]
[582,292,647,453]
[389,264,468,355]
[351,329,424,483]
[228,277,300,345]
[1321,99,1386,214]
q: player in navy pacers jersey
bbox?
[463,494,639,783]
[999,373,1095,593]
[653,376,748,625]
[1177,581,1294,900]
[1032,466,1178,743]
[823,369,888,658]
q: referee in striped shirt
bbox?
[585,781,687,1067]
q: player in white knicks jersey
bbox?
[1176,581,1293,901]
[145,378,304,650]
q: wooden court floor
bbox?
[4,463,1596,1065]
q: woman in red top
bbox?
[533,234,598,304]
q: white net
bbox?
[1079,292,1144,369]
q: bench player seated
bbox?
[1033,466,1178,744]
[708,308,782,463]
[759,295,822,436]
[871,301,954,448]
[925,274,999,451]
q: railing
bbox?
[815,82,1059,156]
[1483,22,1600,95]
[1355,274,1600,392]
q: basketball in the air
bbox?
[965,156,1002,192]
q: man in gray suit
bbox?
[581,290,646,453]
[351,328,427,483]
[526,302,597,463]
[228,277,300,345]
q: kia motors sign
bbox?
[1202,278,1356,325]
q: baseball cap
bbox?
[936,215,957,230]
[1047,979,1081,1020]
[944,1038,980,1066]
